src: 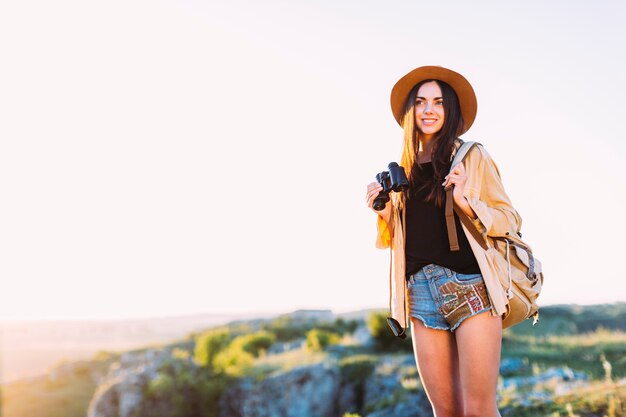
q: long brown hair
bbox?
[398,79,465,208]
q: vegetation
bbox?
[305,328,341,352]
[339,355,377,383]
[3,304,626,417]
[236,331,276,356]
[193,327,231,367]
[498,381,626,416]
[502,328,626,380]
[208,330,277,376]
[253,346,328,375]
[505,303,626,337]
[366,310,413,352]
[260,314,358,341]
[140,354,233,417]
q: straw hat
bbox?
[390,65,477,134]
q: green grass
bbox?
[251,346,328,374]
[3,305,626,417]
[338,355,378,383]
[501,329,626,380]
[499,381,626,417]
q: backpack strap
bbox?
[445,188,459,250]
[445,141,479,251]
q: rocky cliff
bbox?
[86,347,433,417]
[86,346,598,417]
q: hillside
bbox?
[2,303,626,417]
[1,312,273,383]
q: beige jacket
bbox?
[375,141,522,330]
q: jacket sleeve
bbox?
[375,215,391,249]
[464,147,522,238]
[375,202,395,249]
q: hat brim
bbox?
[390,66,477,135]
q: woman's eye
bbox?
[415,100,443,106]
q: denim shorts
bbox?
[407,263,492,332]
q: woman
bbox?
[365,66,521,417]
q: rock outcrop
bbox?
[87,349,172,417]
[220,363,343,417]
[362,356,432,417]
[86,345,598,417]
[87,347,433,417]
[219,355,432,417]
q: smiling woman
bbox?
[414,82,445,142]
[365,65,521,417]
[399,77,468,207]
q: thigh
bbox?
[410,317,463,417]
[454,311,503,414]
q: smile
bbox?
[422,119,438,126]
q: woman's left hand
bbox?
[442,162,468,205]
[442,162,478,219]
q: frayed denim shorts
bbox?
[407,263,492,332]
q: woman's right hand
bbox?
[366,182,392,224]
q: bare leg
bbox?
[410,317,463,417]
[454,312,503,417]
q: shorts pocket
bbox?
[452,272,483,284]
[407,272,427,286]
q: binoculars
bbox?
[372,162,409,211]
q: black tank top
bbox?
[404,161,480,279]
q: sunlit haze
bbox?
[1,0,625,320]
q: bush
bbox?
[261,314,358,343]
[141,364,236,417]
[367,311,411,352]
[237,331,276,357]
[213,346,254,376]
[339,355,377,383]
[334,318,359,335]
[208,331,277,376]
[142,370,198,417]
[194,328,232,368]
[311,318,359,337]
[197,373,233,417]
[306,329,340,352]
[146,373,176,398]
[262,316,308,341]
[212,333,258,375]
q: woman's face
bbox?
[414,81,445,139]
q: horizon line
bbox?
[3,301,626,323]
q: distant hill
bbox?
[3,302,626,417]
[1,312,277,383]
[2,302,625,383]
[505,302,626,335]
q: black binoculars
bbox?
[372,162,409,211]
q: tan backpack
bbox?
[446,141,544,329]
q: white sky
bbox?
[1,0,625,320]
